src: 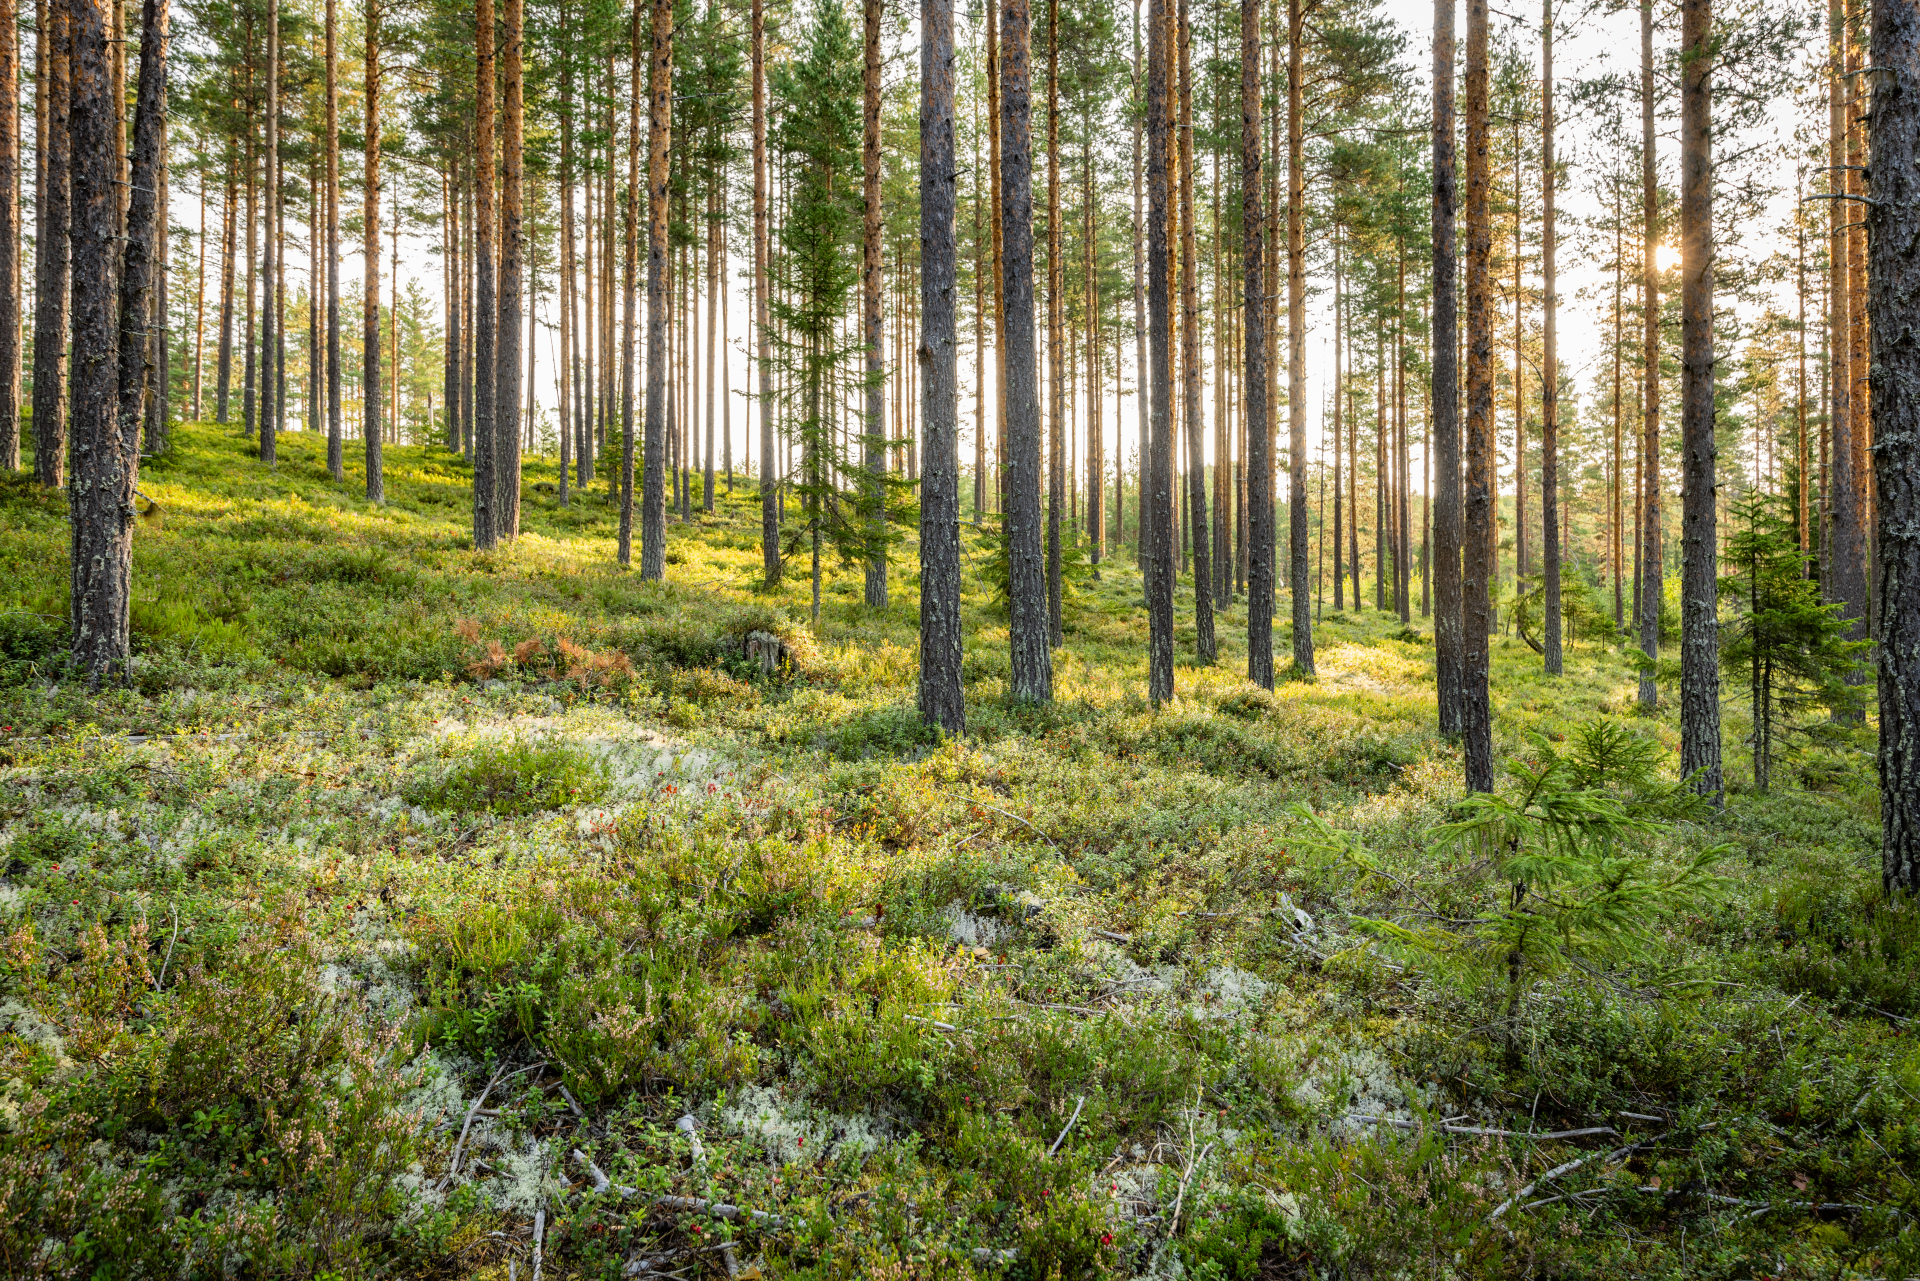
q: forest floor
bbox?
[0,421,1915,1280]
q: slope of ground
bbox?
[0,423,1913,1279]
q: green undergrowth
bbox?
[0,423,1912,1279]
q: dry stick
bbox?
[442,1060,540,1189]
[1048,1095,1087,1158]
[1488,1138,1657,1222]
[530,1205,546,1281]
[931,789,1060,849]
[573,1151,786,1227]
[154,905,180,990]
[1168,1140,1214,1235]
[1349,1116,1620,1142]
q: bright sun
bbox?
[1656,242,1682,271]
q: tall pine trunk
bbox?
[753,0,777,583]
[215,147,234,423]
[1243,0,1273,688]
[0,0,19,469]
[1002,0,1052,702]
[1636,0,1662,708]
[69,0,152,677]
[1286,0,1313,675]
[619,5,639,564]
[641,0,671,578]
[1045,0,1063,644]
[864,0,888,605]
[496,0,524,538]
[1540,0,1561,672]
[1145,0,1175,702]
[1178,0,1213,663]
[363,0,383,501]
[1677,0,1722,801]
[472,0,496,543]
[919,0,964,733]
[325,0,341,478]
[31,0,67,487]
[1432,0,1461,730]
[1461,0,1494,792]
[1870,0,1920,893]
[260,0,277,464]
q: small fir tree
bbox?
[1719,494,1869,792]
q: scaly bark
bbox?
[1178,0,1213,663]
[1870,0,1920,892]
[864,0,888,605]
[496,0,525,538]
[619,5,639,564]
[1462,0,1495,791]
[753,0,777,582]
[919,0,964,733]
[1145,0,1175,702]
[1636,0,1661,708]
[1243,0,1273,687]
[0,0,20,468]
[1540,0,1562,673]
[1678,0,1722,802]
[641,0,671,579]
[1002,0,1052,702]
[31,0,67,487]
[1286,0,1313,675]
[472,0,496,543]
[363,0,383,502]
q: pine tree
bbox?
[1145,0,1174,703]
[1677,0,1722,803]
[1001,0,1053,701]
[919,0,964,734]
[641,0,671,578]
[32,0,69,489]
[1870,0,1920,893]
[363,0,384,503]
[1462,0,1494,792]
[1243,0,1273,689]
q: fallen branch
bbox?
[1048,1096,1086,1158]
[531,1206,546,1281]
[1349,1115,1620,1143]
[1168,1141,1215,1236]
[154,905,180,991]
[441,1061,512,1191]
[931,789,1060,850]
[1489,1138,1658,1222]
[573,1151,786,1228]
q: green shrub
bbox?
[404,740,610,815]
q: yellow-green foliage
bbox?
[0,424,1911,1279]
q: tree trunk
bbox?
[1001,0,1052,702]
[1045,0,1063,645]
[363,0,383,502]
[1871,0,1920,893]
[753,0,776,582]
[1540,0,1561,672]
[1177,0,1213,664]
[1086,132,1102,569]
[1461,0,1494,792]
[31,0,67,487]
[1678,0,1722,802]
[1432,0,1461,726]
[704,189,717,512]
[1243,0,1272,687]
[0,0,19,468]
[919,0,964,733]
[1333,236,1344,609]
[1636,0,1662,708]
[68,0,147,677]
[496,0,524,538]
[1132,0,1147,563]
[1287,0,1313,675]
[323,0,341,475]
[1144,0,1175,703]
[260,0,277,463]
[641,0,671,579]
[471,0,496,541]
[215,146,234,424]
[990,0,1005,516]
[619,4,639,563]
[864,0,888,605]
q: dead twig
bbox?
[1489,1138,1659,1222]
[1048,1096,1087,1158]
[154,905,180,991]
[1169,1141,1215,1235]
[1349,1115,1620,1143]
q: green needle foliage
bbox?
[1719,494,1871,792]
[1309,722,1728,1045]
